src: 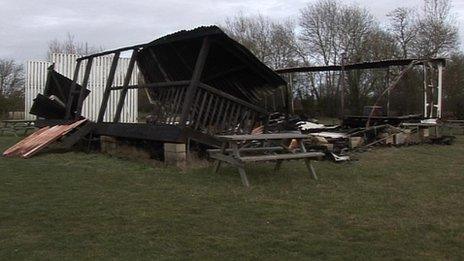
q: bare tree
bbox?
[387,7,418,58]
[47,33,104,58]
[223,13,300,70]
[299,0,341,66]
[299,0,386,114]
[413,0,459,57]
[0,59,24,96]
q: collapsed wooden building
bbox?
[4,26,457,186]
[31,26,291,148]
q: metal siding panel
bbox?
[26,53,138,122]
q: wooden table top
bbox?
[217,133,309,141]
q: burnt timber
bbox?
[32,26,289,147]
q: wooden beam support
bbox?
[75,57,94,118]
[97,52,120,122]
[113,50,138,123]
[198,83,267,114]
[148,48,171,81]
[179,37,211,126]
[65,59,82,119]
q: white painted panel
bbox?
[25,53,138,122]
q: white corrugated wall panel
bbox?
[25,53,138,122]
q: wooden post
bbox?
[113,50,138,123]
[179,37,211,127]
[340,53,347,119]
[231,142,250,187]
[98,52,120,122]
[65,60,82,119]
[74,58,94,118]
[288,73,294,114]
[386,68,390,116]
[423,64,428,118]
[437,62,443,118]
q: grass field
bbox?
[0,135,463,259]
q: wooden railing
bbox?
[149,82,267,135]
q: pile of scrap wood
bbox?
[3,119,88,158]
[302,118,455,155]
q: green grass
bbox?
[0,136,463,260]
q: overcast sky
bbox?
[1,0,463,63]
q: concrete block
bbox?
[164,143,186,153]
[419,128,430,139]
[394,133,408,145]
[164,143,187,167]
[349,137,363,149]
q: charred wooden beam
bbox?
[75,57,94,118]
[113,50,138,123]
[198,82,267,114]
[148,48,171,81]
[98,52,121,122]
[65,59,82,119]
[179,37,211,126]
[77,44,146,61]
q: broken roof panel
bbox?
[137,26,288,110]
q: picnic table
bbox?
[208,133,325,187]
[0,120,36,136]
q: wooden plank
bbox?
[214,98,225,128]
[201,94,214,129]
[65,59,82,119]
[114,50,138,123]
[209,151,245,168]
[19,119,87,158]
[198,83,267,114]
[3,127,51,156]
[298,139,318,180]
[167,87,182,124]
[232,105,241,126]
[188,89,203,126]
[97,52,120,122]
[77,44,145,61]
[223,103,235,130]
[208,95,220,126]
[164,88,177,123]
[194,92,209,130]
[173,86,186,120]
[240,152,324,162]
[217,133,311,141]
[213,142,227,174]
[56,122,95,149]
[231,142,250,187]
[220,100,231,129]
[179,37,211,126]
[75,57,94,118]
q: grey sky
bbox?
[1,0,463,63]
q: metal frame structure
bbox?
[276,58,446,119]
